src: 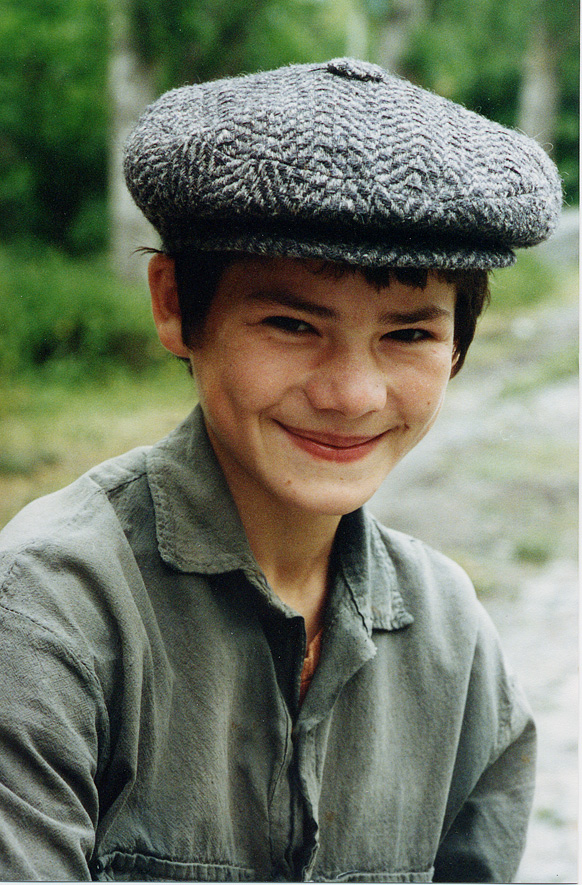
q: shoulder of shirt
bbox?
[0,445,151,561]
[364,508,472,584]
[362,507,486,627]
[0,446,159,681]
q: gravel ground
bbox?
[368,251,578,883]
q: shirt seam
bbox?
[335,554,371,638]
[491,672,521,763]
[266,694,294,869]
[0,584,106,704]
[317,864,435,880]
[0,588,111,779]
[97,848,257,878]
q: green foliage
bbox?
[0,244,161,382]
[234,0,347,74]
[552,22,580,206]
[402,0,525,124]
[0,0,110,252]
[128,0,345,90]
[488,252,561,312]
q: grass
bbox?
[499,342,578,397]
[487,251,566,313]
[0,361,195,528]
[466,259,578,363]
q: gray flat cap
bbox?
[124,57,562,269]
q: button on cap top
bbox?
[325,57,386,83]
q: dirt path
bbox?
[486,560,578,883]
[368,269,578,883]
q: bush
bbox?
[0,0,109,253]
[0,244,162,382]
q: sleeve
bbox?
[433,613,537,884]
[0,599,104,880]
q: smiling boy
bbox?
[150,256,460,644]
[0,59,561,881]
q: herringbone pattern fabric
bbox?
[124,58,562,269]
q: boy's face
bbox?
[154,255,457,518]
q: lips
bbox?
[276,422,388,463]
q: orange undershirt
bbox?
[299,628,324,705]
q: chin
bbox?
[282,481,379,518]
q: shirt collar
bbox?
[334,509,414,633]
[146,405,413,633]
[146,406,257,575]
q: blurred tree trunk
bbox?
[374,0,426,74]
[517,22,559,150]
[345,0,371,61]
[108,0,158,281]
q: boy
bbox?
[0,58,561,881]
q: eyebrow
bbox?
[247,290,337,319]
[379,305,453,324]
[247,291,452,324]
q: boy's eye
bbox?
[386,328,431,343]
[262,316,314,334]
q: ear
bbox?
[148,253,191,359]
[449,345,462,379]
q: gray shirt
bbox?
[0,406,535,882]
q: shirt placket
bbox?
[264,602,378,879]
[291,585,380,880]
[243,571,311,879]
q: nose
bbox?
[304,347,388,418]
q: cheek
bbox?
[401,351,452,417]
[192,345,290,417]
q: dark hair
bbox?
[171,250,489,377]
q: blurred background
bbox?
[0,0,578,880]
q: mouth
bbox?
[276,423,388,463]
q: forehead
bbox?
[212,256,456,319]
